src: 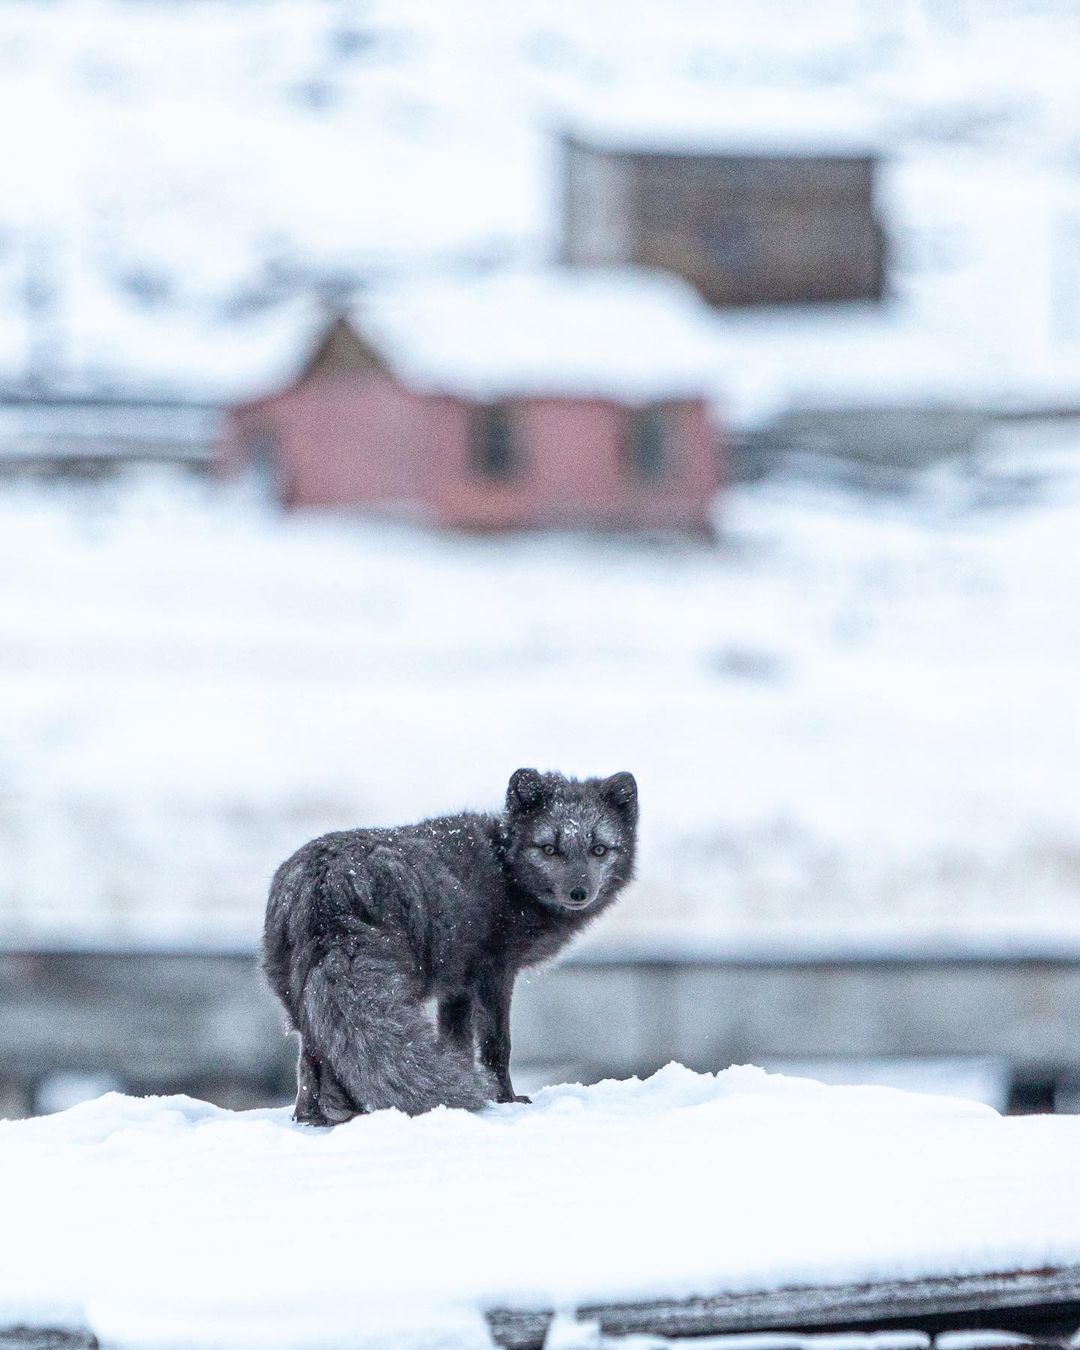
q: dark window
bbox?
[626,405,673,481]
[473,404,518,481]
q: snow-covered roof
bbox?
[558,88,886,158]
[702,303,1003,429]
[0,270,726,408]
[350,267,726,404]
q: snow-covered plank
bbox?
[0,1334,93,1350]
[488,1269,1080,1349]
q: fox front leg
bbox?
[476,971,530,1104]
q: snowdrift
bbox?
[2,1065,1080,1348]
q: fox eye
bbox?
[591,844,608,857]
[540,844,557,856]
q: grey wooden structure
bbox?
[561,133,886,308]
[488,1267,1080,1347]
[3,1268,1079,1349]
[3,948,1080,1116]
[0,396,218,478]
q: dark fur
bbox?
[262,768,638,1122]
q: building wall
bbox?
[434,397,722,532]
[562,137,636,266]
[562,137,886,307]
[223,370,435,514]
[223,376,722,532]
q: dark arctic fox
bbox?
[262,768,637,1123]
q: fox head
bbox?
[502,768,638,915]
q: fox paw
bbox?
[293,1108,331,1127]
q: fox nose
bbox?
[569,887,588,903]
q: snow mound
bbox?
[2,1065,1079,1349]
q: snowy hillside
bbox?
[1,0,1079,411]
[3,424,1080,954]
[3,1065,1080,1348]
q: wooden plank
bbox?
[487,1268,1080,1350]
[0,1331,95,1350]
[4,1270,1079,1350]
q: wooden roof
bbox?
[488,1267,1080,1348]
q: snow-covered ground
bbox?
[1,1,1079,415]
[2,425,1079,956]
[2,1065,1079,1348]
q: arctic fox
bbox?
[262,768,638,1122]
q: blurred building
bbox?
[561,128,886,308]
[220,268,726,532]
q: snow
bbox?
[353,267,726,404]
[2,1065,1079,1349]
[558,86,886,157]
[34,1071,125,1117]
[2,3,1080,957]
[0,292,328,406]
[937,1338,1040,1350]
[3,424,1080,955]
[546,1334,934,1350]
[759,1060,1011,1113]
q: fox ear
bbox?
[508,767,545,813]
[601,771,637,810]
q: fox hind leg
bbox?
[293,1045,357,1126]
[301,950,495,1116]
[437,993,474,1056]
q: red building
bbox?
[221,269,725,532]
